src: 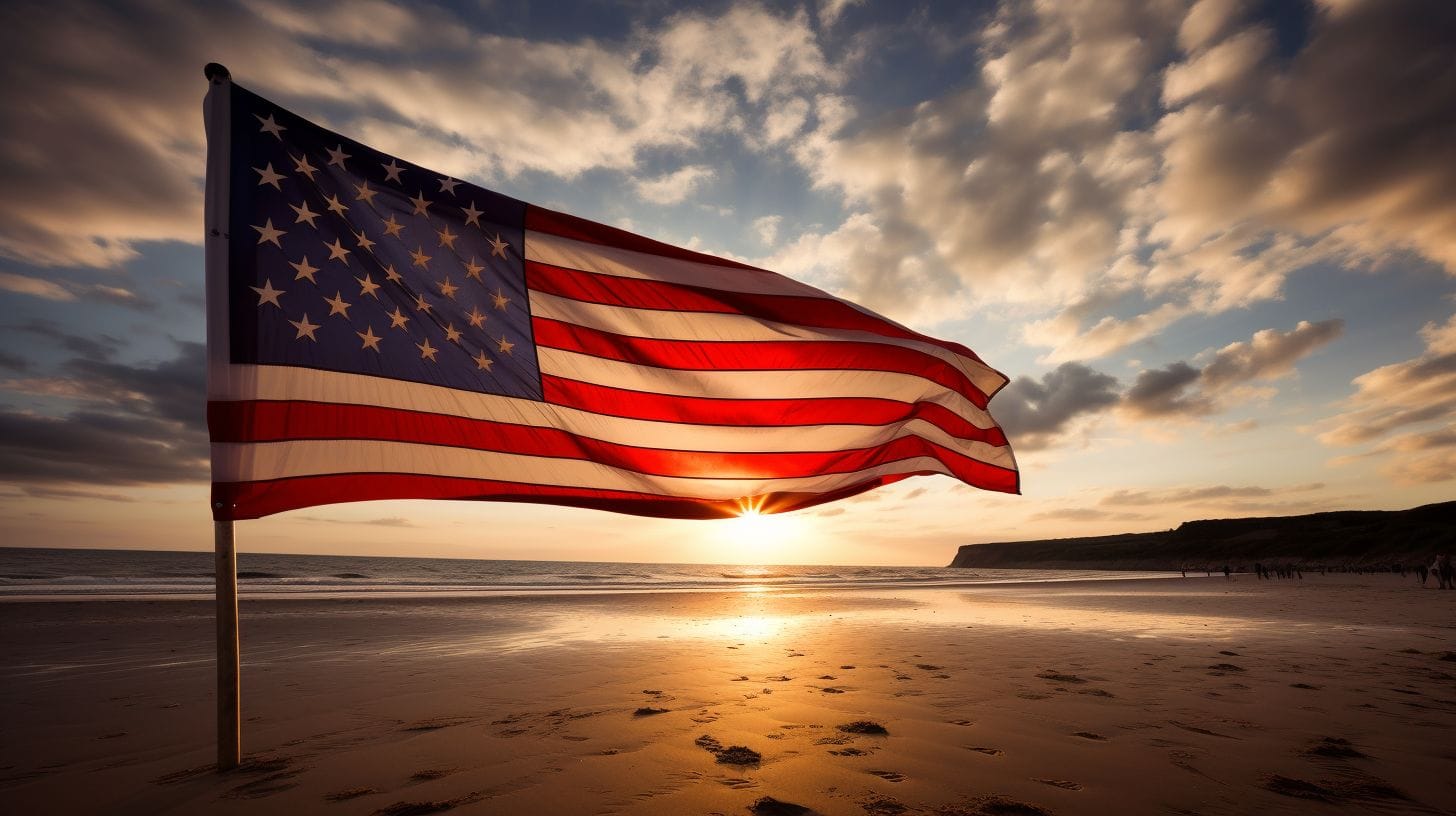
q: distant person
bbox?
[1254,562,1265,580]
[1223,564,1231,580]
[1438,554,1455,590]
[1417,563,1429,586]
[1180,568,1186,578]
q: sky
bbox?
[1,0,1453,566]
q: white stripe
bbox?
[212,439,969,499]
[530,291,1005,397]
[210,364,1013,466]
[536,348,997,429]
[525,229,1009,396]
[526,229,818,298]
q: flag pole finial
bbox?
[204,63,231,83]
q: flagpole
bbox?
[215,520,240,770]
[203,61,240,772]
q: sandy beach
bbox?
[2,574,1453,815]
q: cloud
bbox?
[1028,507,1153,523]
[1101,481,1325,507]
[0,342,207,487]
[633,165,715,205]
[0,1,837,268]
[752,215,782,246]
[993,363,1121,451]
[1123,320,1343,418]
[1201,319,1345,387]
[1123,361,1212,417]
[1317,313,1456,448]
[1154,0,1456,272]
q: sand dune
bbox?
[2,574,1453,814]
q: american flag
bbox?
[205,78,1018,521]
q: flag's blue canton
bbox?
[226,86,541,400]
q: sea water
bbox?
[0,547,1174,600]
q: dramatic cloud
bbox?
[1155,0,1456,273]
[993,363,1121,451]
[0,342,207,487]
[1123,320,1343,418]
[0,1,836,269]
[787,0,1177,322]
[1318,313,1456,483]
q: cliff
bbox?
[947,501,1456,570]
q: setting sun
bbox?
[712,503,812,564]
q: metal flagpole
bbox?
[203,61,240,772]
[215,520,240,770]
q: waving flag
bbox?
[204,73,1018,521]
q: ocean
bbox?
[0,547,1174,600]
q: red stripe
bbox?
[541,375,1008,445]
[526,205,766,272]
[213,471,983,521]
[526,260,1001,388]
[208,401,1017,487]
[532,317,989,409]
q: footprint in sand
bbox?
[748,796,812,815]
[1034,778,1083,791]
[1072,731,1106,741]
[868,770,906,782]
[323,788,376,801]
[966,746,1004,756]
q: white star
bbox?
[412,293,432,313]
[324,290,352,318]
[410,246,431,269]
[356,273,381,299]
[357,325,383,351]
[290,201,321,227]
[382,159,405,183]
[409,191,431,216]
[416,337,439,361]
[250,279,285,307]
[352,229,376,252]
[291,153,318,180]
[381,214,405,238]
[255,112,286,139]
[252,219,285,247]
[438,177,460,195]
[444,323,463,344]
[463,258,485,281]
[289,256,319,283]
[496,335,515,355]
[473,349,494,371]
[383,264,402,283]
[388,306,410,330]
[325,237,351,263]
[466,305,487,328]
[255,163,285,190]
[489,233,510,259]
[436,225,458,249]
[461,201,484,227]
[289,313,321,341]
[492,288,511,310]
[438,277,458,300]
[354,182,379,206]
[326,144,351,169]
[324,194,348,217]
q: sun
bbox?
[711,501,811,564]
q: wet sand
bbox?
[1,574,1453,815]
